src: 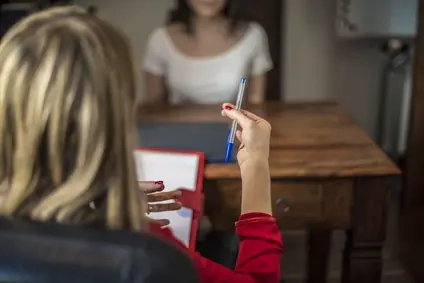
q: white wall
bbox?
[284,0,338,102]
[73,0,175,101]
[284,0,386,138]
[74,0,385,138]
[334,40,386,139]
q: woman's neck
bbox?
[191,16,227,33]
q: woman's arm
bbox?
[190,160,281,283]
[192,213,282,283]
[192,105,281,283]
[247,74,267,104]
[149,106,282,283]
[239,159,272,214]
[143,72,168,105]
[151,215,282,283]
[192,109,281,283]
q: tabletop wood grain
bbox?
[137,102,401,179]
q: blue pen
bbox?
[225,77,247,163]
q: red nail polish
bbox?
[224,106,233,110]
[154,181,163,185]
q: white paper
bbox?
[134,150,200,247]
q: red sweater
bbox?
[149,212,283,283]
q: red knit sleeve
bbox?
[149,214,283,283]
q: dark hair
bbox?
[167,0,245,34]
[87,5,98,15]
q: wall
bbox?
[73,0,175,103]
[284,0,338,103]
[73,0,385,139]
[284,0,386,138]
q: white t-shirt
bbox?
[142,22,273,104]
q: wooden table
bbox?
[138,102,401,283]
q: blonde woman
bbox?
[0,6,282,283]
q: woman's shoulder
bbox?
[146,26,170,47]
[147,24,187,51]
[243,22,268,41]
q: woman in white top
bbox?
[142,0,273,105]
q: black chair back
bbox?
[0,217,198,283]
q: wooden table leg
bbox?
[342,177,390,283]
[307,227,332,283]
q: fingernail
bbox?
[154,181,163,185]
[224,106,233,110]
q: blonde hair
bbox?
[0,6,145,231]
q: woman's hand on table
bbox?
[139,181,182,227]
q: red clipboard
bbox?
[135,147,204,251]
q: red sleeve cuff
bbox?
[235,213,283,250]
[237,212,273,222]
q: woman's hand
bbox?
[221,103,272,215]
[139,181,182,226]
[221,103,271,167]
